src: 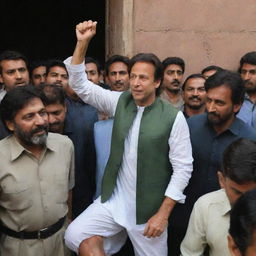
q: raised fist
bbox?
[76,20,97,42]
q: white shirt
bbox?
[64,57,193,225]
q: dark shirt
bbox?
[65,97,98,218]
[170,113,256,228]
[0,119,10,140]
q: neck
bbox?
[212,115,235,135]
[164,89,181,102]
[184,105,205,117]
[247,91,256,103]
[17,138,44,159]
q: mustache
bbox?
[188,96,201,100]
[31,125,48,135]
[114,81,124,86]
[171,79,180,85]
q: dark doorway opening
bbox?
[0,0,105,65]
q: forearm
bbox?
[71,40,90,65]
[158,196,176,220]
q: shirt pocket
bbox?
[1,181,32,210]
[54,176,69,204]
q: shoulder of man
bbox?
[195,189,227,209]
[47,132,74,149]
[235,117,256,140]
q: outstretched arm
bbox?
[71,20,97,65]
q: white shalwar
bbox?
[64,57,193,256]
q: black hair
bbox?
[201,65,223,75]
[182,73,206,90]
[40,84,66,106]
[105,55,129,76]
[46,59,68,76]
[0,50,28,74]
[162,57,185,73]
[29,60,47,77]
[85,57,101,74]
[129,53,163,96]
[204,70,245,105]
[239,52,256,73]
[222,138,256,184]
[229,189,256,255]
[0,85,42,126]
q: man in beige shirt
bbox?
[181,138,256,256]
[0,86,74,256]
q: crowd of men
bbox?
[0,19,256,256]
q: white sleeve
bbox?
[64,56,121,116]
[164,111,193,203]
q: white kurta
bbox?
[64,57,193,255]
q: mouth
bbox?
[15,82,26,86]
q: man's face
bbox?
[183,77,206,109]
[107,61,129,91]
[45,103,66,133]
[0,59,29,91]
[46,66,69,90]
[218,172,256,206]
[31,66,46,87]
[6,98,49,147]
[203,69,217,79]
[130,61,160,106]
[206,85,241,127]
[240,63,256,93]
[162,64,184,93]
[85,62,100,85]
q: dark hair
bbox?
[229,189,256,255]
[0,50,28,74]
[40,84,66,106]
[105,55,129,75]
[0,85,42,126]
[239,52,256,73]
[129,53,163,96]
[46,59,68,76]
[85,57,101,74]
[162,57,185,73]
[201,65,223,75]
[29,60,47,77]
[204,70,245,105]
[222,138,256,184]
[182,73,206,90]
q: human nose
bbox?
[15,70,22,79]
[193,89,199,95]
[35,113,45,125]
[115,73,121,81]
[207,102,216,112]
[48,114,56,124]
[243,71,251,81]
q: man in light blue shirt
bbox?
[237,52,256,128]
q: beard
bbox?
[245,81,256,93]
[14,123,48,147]
[207,110,233,126]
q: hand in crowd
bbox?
[76,20,97,43]
[143,211,168,238]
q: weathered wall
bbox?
[108,0,256,77]
[133,0,256,76]
[106,0,133,59]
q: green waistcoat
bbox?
[101,91,178,224]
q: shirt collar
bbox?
[220,189,231,216]
[204,113,242,136]
[9,133,56,161]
